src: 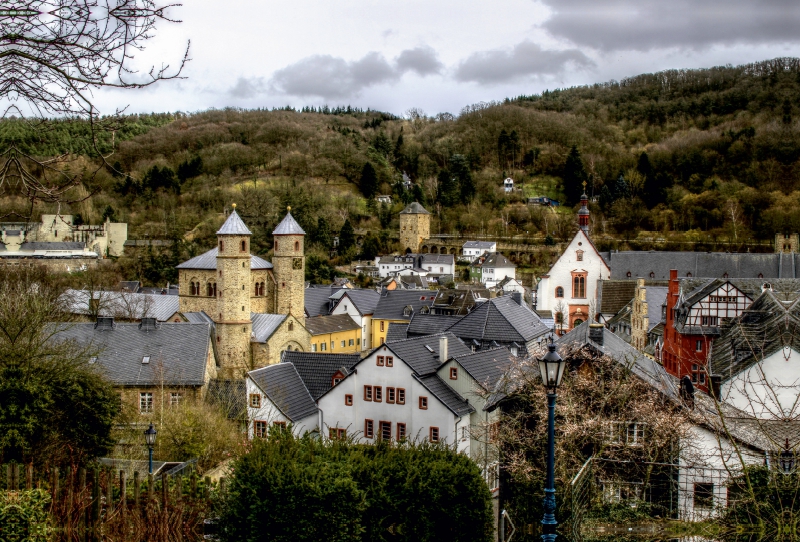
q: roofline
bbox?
[412,373,473,416]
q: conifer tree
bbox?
[359,162,378,198]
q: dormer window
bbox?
[403,306,413,317]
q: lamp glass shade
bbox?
[780,449,795,475]
[538,344,565,389]
[144,423,157,447]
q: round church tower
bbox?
[272,208,306,325]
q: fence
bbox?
[2,463,215,541]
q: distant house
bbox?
[305,314,362,353]
[503,178,514,193]
[376,195,393,204]
[371,289,438,347]
[246,363,319,438]
[528,196,559,207]
[470,252,516,287]
[376,253,455,279]
[492,277,526,298]
[461,241,497,262]
[328,289,380,351]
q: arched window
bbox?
[274,240,279,251]
[649,272,655,278]
[241,240,246,252]
[207,283,213,297]
[758,273,764,279]
[294,240,300,252]
[219,240,224,251]
[288,322,294,331]
[555,287,564,298]
[686,272,692,277]
[723,272,729,279]
[572,275,586,298]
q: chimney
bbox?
[510,292,523,306]
[588,323,604,345]
[710,375,722,400]
[439,335,448,363]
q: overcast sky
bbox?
[96,0,800,117]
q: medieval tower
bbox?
[399,202,430,253]
[272,208,306,325]
[215,205,253,377]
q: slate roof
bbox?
[251,313,287,342]
[304,314,360,336]
[334,289,380,315]
[21,241,85,251]
[216,209,252,235]
[272,212,306,235]
[608,251,800,280]
[445,296,550,344]
[385,332,472,376]
[176,247,273,270]
[183,311,215,325]
[646,287,668,331]
[597,280,669,315]
[281,350,361,400]
[451,347,514,391]
[463,241,496,249]
[415,374,474,417]
[407,313,462,337]
[50,322,212,386]
[432,288,490,315]
[385,323,409,342]
[477,252,516,269]
[63,289,180,322]
[399,202,430,214]
[373,289,437,320]
[248,363,318,422]
[305,286,335,317]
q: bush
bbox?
[218,433,494,542]
[0,489,52,542]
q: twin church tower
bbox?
[177,206,306,377]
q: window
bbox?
[387,387,396,403]
[419,396,428,410]
[397,388,406,405]
[429,427,440,442]
[253,420,268,438]
[89,356,97,365]
[294,241,300,252]
[397,423,407,440]
[602,482,643,504]
[572,274,586,298]
[139,392,153,413]
[272,421,287,433]
[349,339,354,346]
[696,340,703,352]
[345,394,353,406]
[608,422,646,445]
[288,321,294,331]
[576,250,584,261]
[377,356,385,366]
[386,356,393,367]
[364,419,374,439]
[701,316,718,326]
[380,321,385,332]
[379,421,392,440]
[364,385,373,401]
[626,423,645,445]
[219,240,224,251]
[274,240,278,251]
[374,386,383,402]
[450,367,458,380]
[249,394,261,408]
[241,240,246,252]
[170,392,182,406]
[312,343,317,352]
[321,342,327,351]
[341,340,346,348]
[694,483,714,509]
[461,426,468,441]
[555,286,564,298]
[329,428,346,439]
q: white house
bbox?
[503,178,514,193]
[376,253,455,279]
[329,289,380,351]
[461,241,497,262]
[474,252,516,288]
[246,363,319,438]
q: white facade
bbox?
[498,278,525,296]
[482,265,516,288]
[317,344,470,452]
[245,376,319,438]
[503,178,514,193]
[462,241,497,262]
[376,254,455,278]
[537,229,610,331]
[330,293,373,352]
[722,347,800,419]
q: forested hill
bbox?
[6,57,800,282]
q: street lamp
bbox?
[537,343,566,541]
[144,423,157,474]
[780,438,795,475]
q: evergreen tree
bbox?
[360,232,381,260]
[339,219,355,252]
[372,132,393,157]
[437,169,459,207]
[497,129,510,166]
[359,162,378,198]
[562,146,587,205]
[311,217,331,248]
[451,154,475,204]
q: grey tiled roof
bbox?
[385,323,409,342]
[50,322,212,386]
[451,347,514,391]
[385,332,471,376]
[249,363,318,422]
[305,286,335,317]
[272,212,306,235]
[183,311,214,325]
[646,287,668,331]
[407,313,461,337]
[335,289,380,315]
[304,314,360,336]
[21,241,85,250]
[478,252,516,269]
[281,350,361,400]
[597,280,669,315]
[251,313,287,342]
[432,288,489,315]
[63,289,180,322]
[415,374,473,417]
[216,210,252,235]
[463,241,496,249]
[399,202,430,214]
[373,289,437,320]
[176,247,273,270]
[608,251,800,280]
[445,296,550,344]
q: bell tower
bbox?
[399,202,430,253]
[578,182,590,234]
[272,207,306,325]
[215,204,253,378]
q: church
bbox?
[176,206,311,378]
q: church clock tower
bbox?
[272,208,306,325]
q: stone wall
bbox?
[273,233,305,325]
[251,314,311,367]
[400,212,430,253]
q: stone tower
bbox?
[399,202,430,253]
[578,182,590,234]
[215,205,253,378]
[272,208,306,325]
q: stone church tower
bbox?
[215,206,253,377]
[399,202,430,253]
[272,208,306,325]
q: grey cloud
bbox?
[541,0,800,51]
[396,46,444,76]
[454,41,593,84]
[229,77,265,98]
[270,48,443,99]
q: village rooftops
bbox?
[385,323,410,342]
[330,288,380,315]
[176,247,273,270]
[382,332,472,376]
[280,350,361,400]
[598,279,669,316]
[414,374,474,417]
[608,251,800,280]
[248,363,318,422]
[372,289,438,320]
[250,314,288,343]
[446,296,550,345]
[63,289,180,322]
[407,313,461,337]
[451,347,514,391]
[304,314,360,336]
[474,252,516,269]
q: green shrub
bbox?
[0,489,53,542]
[218,433,493,542]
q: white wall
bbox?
[722,348,800,419]
[330,295,372,350]
[246,377,318,438]
[483,265,516,287]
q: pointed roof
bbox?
[272,211,306,235]
[217,209,252,235]
[400,202,430,215]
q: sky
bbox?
[94,0,800,118]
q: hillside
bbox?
[5,57,800,284]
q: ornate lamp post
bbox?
[144,423,157,474]
[538,343,566,541]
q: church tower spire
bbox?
[578,182,590,234]
[272,207,306,325]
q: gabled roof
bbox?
[384,332,471,376]
[304,314,359,336]
[414,374,474,417]
[449,347,514,391]
[50,322,212,387]
[608,251,800,280]
[272,212,306,235]
[63,289,179,322]
[543,228,609,278]
[216,209,252,235]
[478,252,516,269]
[445,296,550,344]
[399,202,430,215]
[385,323,409,342]
[334,289,380,315]
[304,285,335,317]
[281,351,361,400]
[183,311,215,326]
[251,314,287,342]
[248,363,318,422]
[432,288,489,315]
[463,241,496,249]
[373,289,437,320]
[407,313,461,337]
[176,247,272,270]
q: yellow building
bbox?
[305,314,362,353]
